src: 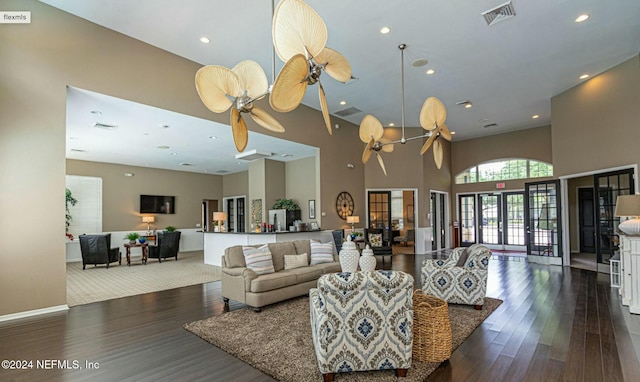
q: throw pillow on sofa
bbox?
[369,233,383,247]
[310,241,334,265]
[284,253,308,270]
[242,244,275,275]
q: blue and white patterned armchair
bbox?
[421,244,491,309]
[309,271,413,382]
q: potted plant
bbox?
[272,198,300,211]
[164,226,177,232]
[124,232,140,244]
[65,188,78,238]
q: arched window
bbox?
[455,159,553,184]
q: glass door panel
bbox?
[478,193,502,245]
[525,180,562,257]
[368,191,391,230]
[459,194,476,247]
[503,192,525,246]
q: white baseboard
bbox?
[0,305,69,323]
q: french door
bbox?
[459,192,525,249]
[430,192,447,251]
[525,180,562,263]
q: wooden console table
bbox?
[124,242,148,265]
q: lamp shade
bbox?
[346,216,360,224]
[615,195,640,236]
[142,216,155,223]
[213,212,227,221]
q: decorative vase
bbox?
[339,235,360,273]
[359,244,376,272]
[138,238,147,244]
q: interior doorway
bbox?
[366,189,417,253]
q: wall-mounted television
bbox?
[140,195,175,214]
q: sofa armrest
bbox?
[222,266,256,291]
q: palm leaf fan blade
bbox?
[230,108,248,152]
[272,0,327,62]
[250,107,285,133]
[439,123,452,141]
[376,153,388,176]
[358,114,384,143]
[419,96,447,131]
[433,139,443,169]
[232,60,268,99]
[195,65,239,113]
[315,47,352,83]
[362,138,374,164]
[378,137,394,153]
[419,129,439,155]
[269,54,308,112]
[318,83,332,135]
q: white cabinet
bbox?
[619,235,640,314]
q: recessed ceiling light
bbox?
[380,26,391,34]
[179,163,194,166]
[464,103,473,109]
[236,161,241,165]
[68,136,78,140]
[451,131,456,135]
[339,100,347,105]
[90,110,102,115]
[389,123,395,127]
[457,100,473,109]
[171,152,178,156]
[124,172,134,177]
[209,136,218,140]
[162,124,170,129]
[156,145,170,149]
[532,114,539,119]
[143,132,150,136]
[200,36,210,43]
[575,14,589,23]
[281,153,293,157]
[579,74,589,79]
[426,69,435,75]
[412,58,429,67]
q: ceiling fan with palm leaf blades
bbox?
[360,44,453,174]
[195,60,285,152]
[270,0,352,135]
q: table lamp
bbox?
[346,215,359,233]
[213,211,227,232]
[142,216,155,235]
[614,194,640,235]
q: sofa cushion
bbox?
[284,253,308,270]
[268,242,297,272]
[369,233,383,247]
[250,271,298,293]
[225,245,251,268]
[312,261,342,274]
[310,241,334,265]
[292,240,312,263]
[242,245,275,275]
[286,266,323,284]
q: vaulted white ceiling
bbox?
[44,0,640,173]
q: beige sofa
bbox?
[221,239,341,312]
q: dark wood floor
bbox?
[1,253,639,382]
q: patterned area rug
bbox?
[185,295,502,381]
[67,251,220,306]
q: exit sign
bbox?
[496,182,506,189]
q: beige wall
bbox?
[265,159,286,211]
[67,160,222,231]
[223,171,248,198]
[286,156,317,222]
[551,55,640,177]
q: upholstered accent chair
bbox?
[393,229,415,246]
[421,244,491,309]
[310,271,414,381]
[79,233,121,270]
[148,231,181,263]
[364,228,393,262]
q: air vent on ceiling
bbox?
[235,149,272,161]
[334,107,362,117]
[483,123,499,128]
[482,1,516,26]
[93,122,118,130]
[215,170,230,174]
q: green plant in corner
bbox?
[65,188,78,234]
[272,198,300,211]
[165,226,177,232]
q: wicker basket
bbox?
[412,289,452,362]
